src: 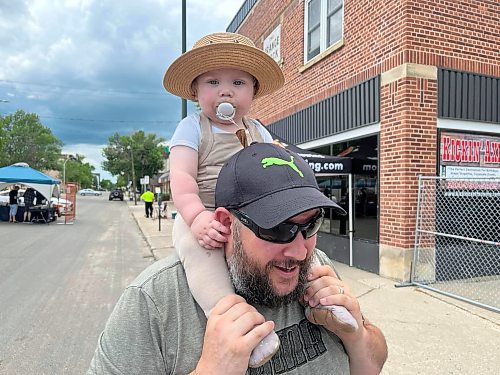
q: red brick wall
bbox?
[236,0,299,122]
[236,0,496,254]
[237,0,500,124]
[379,77,437,248]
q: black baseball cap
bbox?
[215,143,346,229]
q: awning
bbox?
[158,172,170,183]
[268,132,377,175]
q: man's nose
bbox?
[282,234,309,261]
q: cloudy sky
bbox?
[0,0,245,181]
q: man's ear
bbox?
[214,207,232,228]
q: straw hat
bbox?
[163,32,284,100]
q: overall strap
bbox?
[243,117,265,144]
[198,113,215,165]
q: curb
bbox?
[128,208,156,260]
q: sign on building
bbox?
[440,131,500,177]
[264,25,281,62]
[440,131,500,188]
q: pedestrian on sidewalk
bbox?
[140,188,155,218]
[87,143,387,375]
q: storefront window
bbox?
[313,135,378,241]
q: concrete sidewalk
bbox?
[127,200,176,260]
[128,201,500,375]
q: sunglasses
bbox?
[231,209,324,244]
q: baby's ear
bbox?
[190,80,198,99]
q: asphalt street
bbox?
[0,196,153,374]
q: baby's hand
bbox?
[191,211,230,249]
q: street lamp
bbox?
[127,145,137,205]
[63,155,76,193]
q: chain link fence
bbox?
[411,177,500,312]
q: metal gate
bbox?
[411,176,500,312]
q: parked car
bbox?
[78,188,102,196]
[51,197,73,216]
[108,189,124,201]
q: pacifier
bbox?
[216,102,235,121]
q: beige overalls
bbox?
[173,113,265,316]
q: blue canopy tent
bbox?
[0,163,61,202]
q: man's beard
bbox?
[227,222,313,308]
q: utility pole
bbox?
[127,145,137,205]
[131,148,137,205]
[181,0,187,119]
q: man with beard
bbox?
[88,143,387,375]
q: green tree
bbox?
[102,131,165,188]
[0,110,63,169]
[0,116,6,166]
[100,179,113,190]
[115,174,128,188]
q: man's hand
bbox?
[190,210,230,249]
[194,295,275,375]
[303,265,363,338]
[304,265,387,374]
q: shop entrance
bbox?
[317,174,379,273]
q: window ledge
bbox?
[299,38,345,74]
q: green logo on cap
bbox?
[261,156,304,177]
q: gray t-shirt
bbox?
[87,250,350,374]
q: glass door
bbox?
[353,175,378,241]
[317,175,350,236]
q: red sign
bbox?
[441,132,500,167]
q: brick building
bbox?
[227,0,500,280]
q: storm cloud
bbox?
[0,0,244,180]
